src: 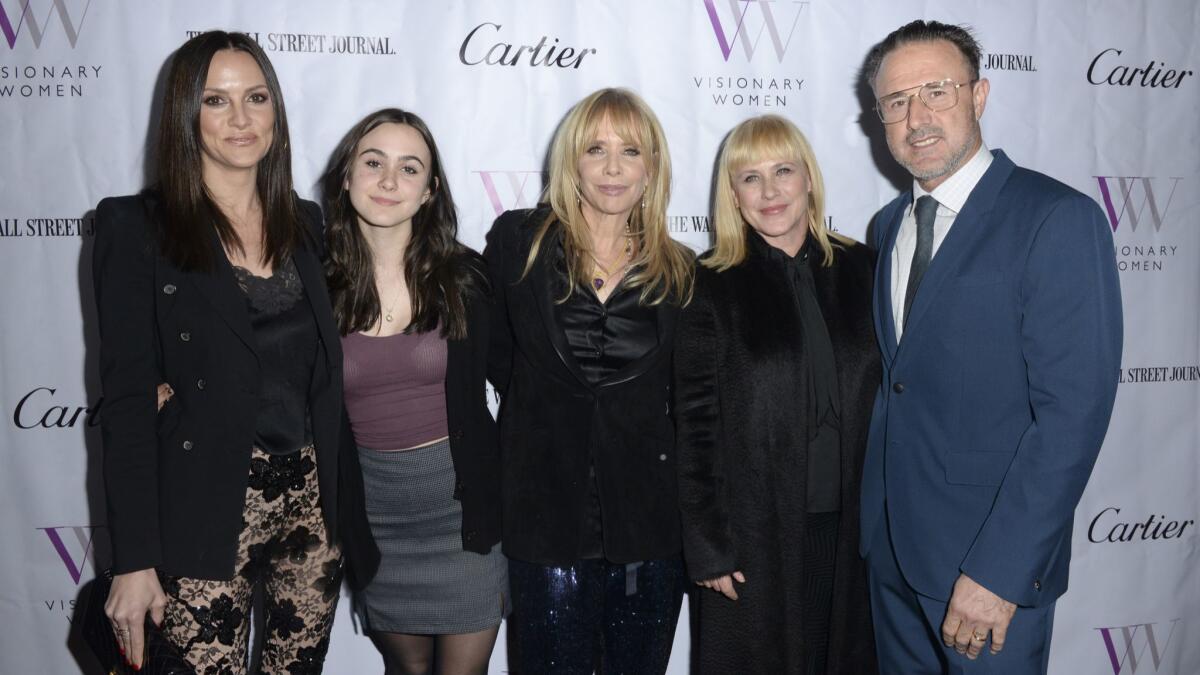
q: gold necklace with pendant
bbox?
[381,274,403,323]
[591,223,634,291]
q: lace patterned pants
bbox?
[159,446,343,675]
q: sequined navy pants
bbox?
[508,556,685,675]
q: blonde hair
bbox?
[524,88,693,305]
[707,114,851,271]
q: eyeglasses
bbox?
[875,78,977,124]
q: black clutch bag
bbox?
[81,569,194,675]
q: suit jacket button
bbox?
[1034,579,1041,590]
[892,382,905,394]
[196,378,206,390]
[453,430,464,441]
[182,440,193,450]
[659,454,668,461]
[162,284,176,295]
[180,332,191,342]
[455,480,465,492]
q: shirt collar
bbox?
[910,143,993,216]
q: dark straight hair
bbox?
[864,20,983,89]
[155,30,305,272]
[321,108,484,340]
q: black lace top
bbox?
[232,257,317,456]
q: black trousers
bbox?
[802,511,838,675]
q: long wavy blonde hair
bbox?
[523,88,694,305]
[707,114,851,271]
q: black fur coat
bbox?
[674,233,880,674]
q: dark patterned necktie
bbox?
[903,195,938,328]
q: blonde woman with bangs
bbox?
[674,115,880,674]
[484,88,693,674]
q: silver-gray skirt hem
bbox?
[356,438,510,634]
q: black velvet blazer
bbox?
[443,253,504,554]
[93,193,363,582]
[674,234,880,674]
[484,207,685,565]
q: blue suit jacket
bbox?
[860,150,1122,608]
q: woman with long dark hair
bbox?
[94,31,359,673]
[484,87,694,674]
[675,115,879,674]
[322,108,507,675]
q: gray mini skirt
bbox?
[357,438,509,634]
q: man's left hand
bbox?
[942,573,1017,659]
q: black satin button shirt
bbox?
[553,264,659,386]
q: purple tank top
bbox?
[342,329,448,451]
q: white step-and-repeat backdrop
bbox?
[1,1,1196,673]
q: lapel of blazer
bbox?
[874,197,907,365]
[292,242,340,368]
[185,231,259,358]
[898,150,1015,347]
[529,226,593,389]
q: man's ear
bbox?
[972,78,991,120]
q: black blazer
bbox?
[93,192,349,581]
[445,254,504,554]
[485,207,685,566]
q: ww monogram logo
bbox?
[1093,176,1182,233]
[0,0,91,49]
[474,170,544,217]
[701,0,807,63]
[38,525,100,584]
[1095,619,1182,674]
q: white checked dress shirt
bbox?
[891,144,994,340]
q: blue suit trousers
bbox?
[866,514,1055,675]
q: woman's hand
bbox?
[698,571,746,600]
[104,568,167,669]
[156,383,174,412]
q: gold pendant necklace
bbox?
[592,224,634,291]
[382,278,403,323]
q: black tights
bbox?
[370,626,500,675]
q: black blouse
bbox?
[232,258,317,456]
[760,235,843,513]
[555,278,659,385]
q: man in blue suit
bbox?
[859,20,1123,674]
